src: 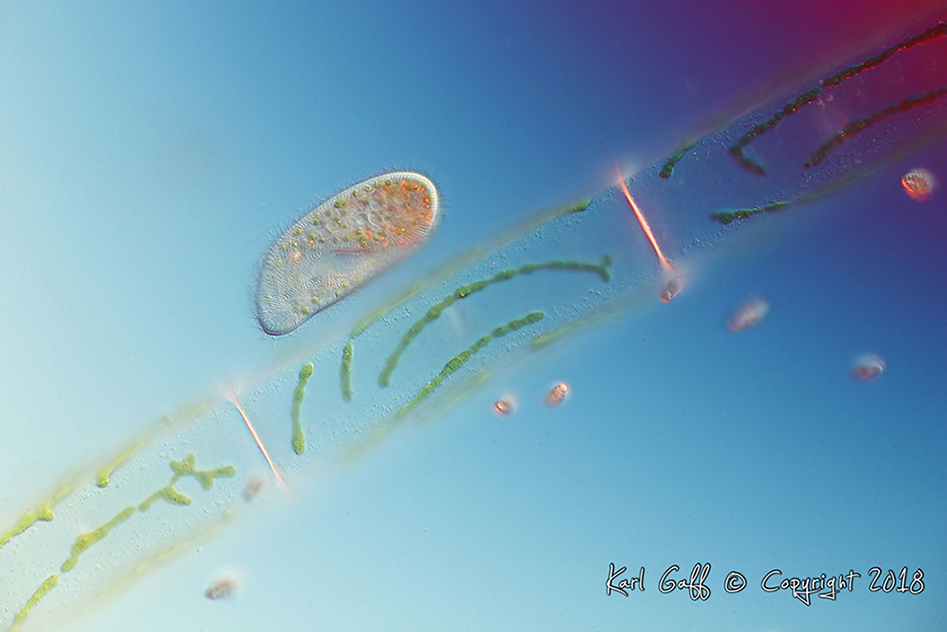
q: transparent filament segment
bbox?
[3,10,946,631]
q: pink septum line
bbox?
[228,389,288,491]
[616,173,677,275]
[616,172,684,303]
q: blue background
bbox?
[0,1,944,631]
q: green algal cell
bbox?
[823,23,947,88]
[10,574,59,631]
[340,341,354,402]
[445,351,473,374]
[724,24,946,176]
[658,140,697,179]
[12,453,235,631]
[711,200,791,224]
[96,442,146,487]
[491,323,512,337]
[728,87,821,175]
[804,88,947,168]
[170,454,235,490]
[61,506,136,573]
[0,503,55,549]
[139,485,192,512]
[291,362,314,454]
[349,195,576,329]
[341,196,600,384]
[377,257,610,388]
[0,476,80,553]
[396,311,545,419]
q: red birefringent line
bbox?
[617,174,677,275]
[229,390,287,491]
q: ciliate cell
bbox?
[243,476,264,502]
[545,383,569,407]
[7,10,947,630]
[901,168,936,201]
[851,353,886,382]
[256,172,440,335]
[493,398,514,416]
[204,576,236,600]
[659,277,682,303]
[727,296,771,332]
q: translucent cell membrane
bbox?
[3,10,946,632]
[255,172,440,335]
[901,167,938,200]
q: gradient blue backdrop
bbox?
[0,1,944,631]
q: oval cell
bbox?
[901,168,936,202]
[256,172,440,335]
[726,296,771,332]
[204,575,237,600]
[545,382,570,407]
[851,353,886,382]
[493,398,515,416]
